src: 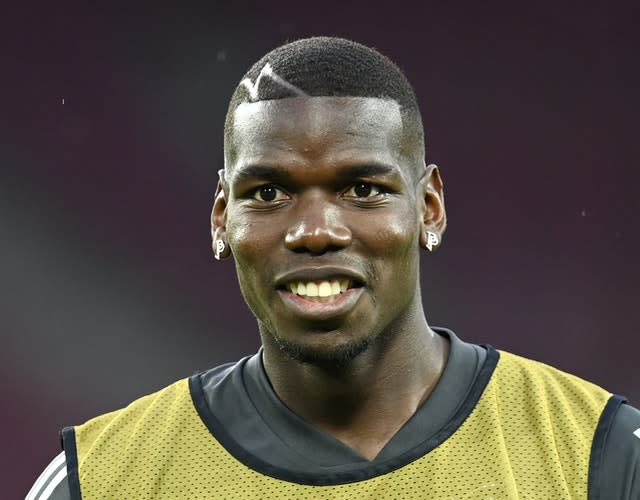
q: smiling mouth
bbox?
[281,279,361,301]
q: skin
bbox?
[212,96,448,460]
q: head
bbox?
[212,37,446,367]
[223,37,425,173]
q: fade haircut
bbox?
[223,37,426,173]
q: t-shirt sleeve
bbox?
[593,401,640,498]
[25,452,73,500]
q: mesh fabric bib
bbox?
[64,350,611,499]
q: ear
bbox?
[211,169,232,260]
[418,164,447,250]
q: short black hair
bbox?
[224,37,425,170]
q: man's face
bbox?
[219,96,426,365]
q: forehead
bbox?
[228,97,405,174]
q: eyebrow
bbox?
[231,163,399,185]
[339,164,397,178]
[232,165,284,185]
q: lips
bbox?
[274,266,366,320]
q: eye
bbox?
[252,185,288,202]
[344,183,383,198]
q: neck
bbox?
[261,309,450,460]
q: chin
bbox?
[273,334,372,368]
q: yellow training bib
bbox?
[64,350,611,499]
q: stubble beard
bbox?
[273,333,372,369]
[262,319,401,370]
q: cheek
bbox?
[226,219,273,318]
[226,213,269,262]
[227,221,255,258]
[225,212,282,294]
[226,218,265,288]
[362,209,420,297]
[364,208,418,256]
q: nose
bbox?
[284,191,352,254]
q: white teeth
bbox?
[286,279,352,298]
[318,281,332,297]
[306,282,319,297]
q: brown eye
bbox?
[345,183,382,198]
[253,185,287,202]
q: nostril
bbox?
[284,225,352,254]
[289,244,345,256]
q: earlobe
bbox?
[418,164,447,251]
[422,231,439,252]
[213,235,227,260]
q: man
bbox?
[28,37,640,499]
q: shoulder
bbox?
[490,351,610,460]
[495,350,611,406]
[73,377,192,441]
[495,349,608,394]
[71,359,242,446]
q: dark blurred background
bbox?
[3,2,639,496]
